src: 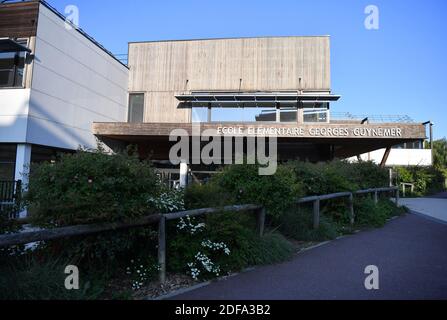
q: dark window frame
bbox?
[128,92,145,123]
[0,39,29,89]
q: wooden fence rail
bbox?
[297,187,399,229]
[0,204,263,283]
[0,187,398,283]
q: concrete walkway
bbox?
[400,197,447,223]
[171,213,447,300]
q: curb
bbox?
[150,267,257,300]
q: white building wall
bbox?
[0,89,31,143]
[26,4,129,150]
[350,148,433,167]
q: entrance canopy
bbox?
[176,92,341,106]
[93,122,426,162]
[0,38,31,53]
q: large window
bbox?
[0,39,28,88]
[0,51,26,88]
[128,93,145,123]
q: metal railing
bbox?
[0,180,22,219]
[331,112,415,123]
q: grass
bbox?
[0,255,105,300]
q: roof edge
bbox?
[129,35,331,45]
[36,0,129,69]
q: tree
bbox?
[433,138,447,170]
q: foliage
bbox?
[285,161,349,196]
[0,255,104,300]
[184,183,234,209]
[125,256,159,290]
[148,187,185,213]
[210,164,303,221]
[394,138,447,196]
[286,160,388,196]
[354,198,403,228]
[167,215,232,280]
[433,138,447,171]
[395,166,445,196]
[168,212,294,280]
[25,147,161,227]
[280,206,339,241]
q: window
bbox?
[128,93,145,123]
[392,141,423,150]
[0,39,28,88]
[280,107,298,122]
[304,107,329,123]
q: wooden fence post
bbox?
[395,188,400,207]
[349,193,355,225]
[158,216,167,283]
[256,207,266,237]
[313,199,320,230]
[374,191,378,204]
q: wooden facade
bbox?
[128,36,332,123]
[0,1,39,38]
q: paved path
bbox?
[172,213,447,300]
[400,197,447,223]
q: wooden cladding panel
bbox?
[0,1,40,38]
[129,37,331,93]
[128,37,331,123]
[145,92,191,123]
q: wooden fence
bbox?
[297,187,399,229]
[0,187,398,283]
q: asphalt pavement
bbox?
[171,212,447,300]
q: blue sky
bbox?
[48,0,447,139]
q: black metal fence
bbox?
[0,180,22,219]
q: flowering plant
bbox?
[148,188,185,213]
[126,258,159,291]
[170,215,231,281]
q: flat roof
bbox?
[1,0,128,69]
[128,35,331,45]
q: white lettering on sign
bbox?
[216,126,403,138]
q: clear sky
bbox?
[47,0,447,139]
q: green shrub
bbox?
[396,166,445,196]
[287,161,356,195]
[211,164,303,221]
[354,198,402,228]
[184,183,234,209]
[22,147,163,274]
[167,211,294,280]
[343,161,389,189]
[287,160,388,196]
[354,198,388,228]
[25,148,161,226]
[280,206,339,241]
